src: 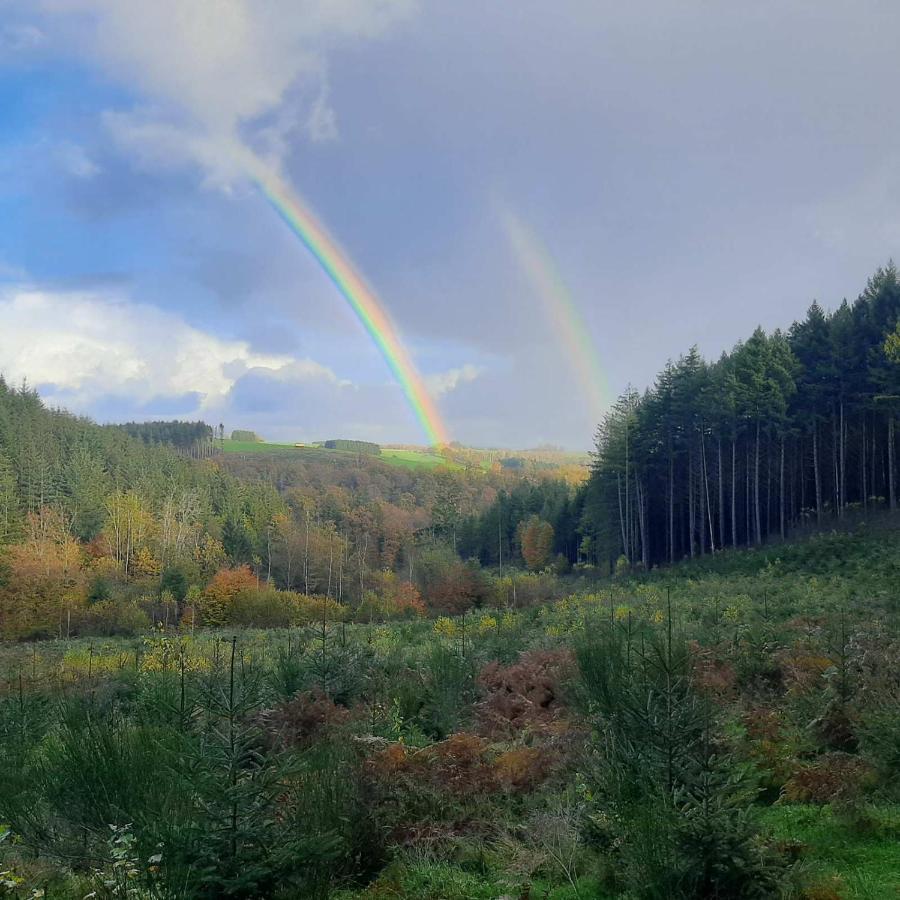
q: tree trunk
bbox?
[832,410,840,517]
[871,413,878,503]
[624,423,631,561]
[889,412,896,511]
[813,424,822,525]
[731,437,737,549]
[754,417,762,545]
[839,400,845,515]
[779,436,785,541]
[861,414,867,512]
[799,433,805,515]
[717,436,725,550]
[765,430,772,538]
[688,444,696,558]
[636,475,649,568]
[668,438,675,564]
[702,427,715,553]
[616,472,627,561]
[745,443,751,548]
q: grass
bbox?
[336,861,607,898]
[762,804,900,899]
[381,447,460,470]
[222,439,462,470]
[222,439,316,455]
[4,522,900,898]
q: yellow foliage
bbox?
[133,547,161,578]
[433,616,458,638]
[477,614,498,633]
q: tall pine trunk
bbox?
[813,424,822,525]
[701,427,715,552]
[717,436,725,549]
[745,444,751,548]
[731,437,737,549]
[779,436,785,540]
[668,439,675,563]
[889,412,896,511]
[688,444,696,558]
[861,415,867,512]
[616,473,627,559]
[637,475,649,568]
[832,411,840,517]
[839,400,846,514]
[754,418,762,545]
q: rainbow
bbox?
[501,209,610,421]
[244,155,449,447]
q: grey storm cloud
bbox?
[5,1,900,446]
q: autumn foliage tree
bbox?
[359,570,426,620]
[0,508,84,639]
[200,565,258,626]
[520,516,554,571]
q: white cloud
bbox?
[0,286,338,412]
[37,0,416,179]
[55,141,100,179]
[0,23,45,55]
[306,81,339,143]
[425,363,482,397]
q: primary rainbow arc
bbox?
[247,158,449,447]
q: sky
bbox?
[2,1,900,449]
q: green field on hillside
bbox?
[222,439,462,470]
[221,438,307,454]
[380,447,459,469]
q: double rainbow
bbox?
[245,155,449,447]
[501,209,609,422]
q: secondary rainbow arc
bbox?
[501,209,610,422]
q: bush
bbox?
[783,752,875,804]
[71,599,150,636]
[229,586,299,627]
[259,689,351,749]
[475,649,574,739]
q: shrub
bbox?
[71,599,150,636]
[259,688,351,749]
[783,752,875,804]
[475,649,574,739]
[230,586,298,627]
[357,573,426,621]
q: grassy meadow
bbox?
[221,439,460,471]
[2,522,899,898]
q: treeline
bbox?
[457,478,582,571]
[116,420,222,458]
[582,264,900,568]
[231,429,262,442]
[0,381,582,639]
[323,438,381,454]
[0,382,287,638]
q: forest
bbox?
[583,265,900,568]
[0,268,899,898]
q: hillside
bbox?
[1,522,898,897]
